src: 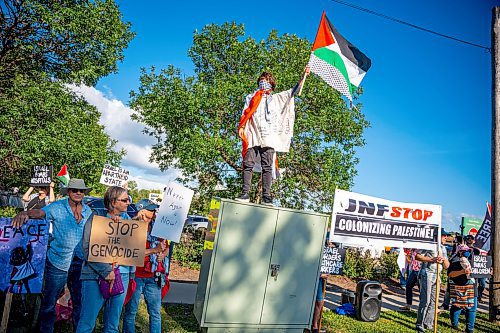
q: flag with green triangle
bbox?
[56,164,70,186]
[308,12,371,101]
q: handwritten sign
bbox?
[0,218,49,294]
[88,216,147,266]
[151,182,194,242]
[320,247,346,275]
[149,193,162,204]
[30,165,53,186]
[471,254,492,278]
[99,164,130,187]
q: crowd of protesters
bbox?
[397,231,489,333]
[9,179,170,333]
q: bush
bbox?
[375,251,400,280]
[0,206,21,218]
[172,229,205,270]
[343,248,374,279]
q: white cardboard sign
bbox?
[99,164,130,187]
[151,182,194,242]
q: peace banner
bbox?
[330,189,441,250]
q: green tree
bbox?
[130,22,369,211]
[0,73,123,192]
[0,0,134,87]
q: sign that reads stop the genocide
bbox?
[30,165,53,186]
[88,216,148,266]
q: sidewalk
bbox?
[323,281,489,313]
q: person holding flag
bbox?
[235,68,310,205]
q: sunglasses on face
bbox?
[117,198,130,203]
[69,189,85,194]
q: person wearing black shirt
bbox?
[447,244,476,333]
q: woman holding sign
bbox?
[447,244,477,333]
[77,186,134,333]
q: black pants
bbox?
[242,146,274,198]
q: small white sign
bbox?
[151,182,194,242]
[149,192,162,204]
[99,164,130,188]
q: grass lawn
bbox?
[52,302,500,333]
[322,310,499,333]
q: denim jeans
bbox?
[477,278,486,300]
[405,269,419,306]
[39,257,83,333]
[450,297,477,332]
[76,273,129,333]
[123,277,162,333]
[416,270,436,333]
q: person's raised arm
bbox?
[22,186,35,202]
[292,66,311,96]
[48,182,55,203]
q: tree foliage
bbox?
[0,0,134,87]
[0,72,123,192]
[130,22,369,212]
[0,0,134,193]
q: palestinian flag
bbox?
[308,12,371,101]
[56,164,70,186]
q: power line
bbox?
[329,0,490,51]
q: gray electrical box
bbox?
[194,198,328,333]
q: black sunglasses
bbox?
[69,189,85,193]
[117,198,130,203]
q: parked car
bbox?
[184,215,209,231]
[85,197,138,218]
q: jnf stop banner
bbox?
[0,218,49,294]
[330,189,441,250]
[88,216,147,266]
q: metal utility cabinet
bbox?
[194,198,328,333]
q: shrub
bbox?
[343,248,374,279]
[0,206,21,218]
[375,251,401,280]
[172,229,205,270]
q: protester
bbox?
[400,249,421,311]
[22,183,55,210]
[311,274,327,333]
[442,235,464,310]
[12,178,92,333]
[8,187,24,208]
[123,199,168,333]
[464,235,487,302]
[447,244,477,333]
[77,186,134,333]
[235,67,310,205]
[415,233,449,333]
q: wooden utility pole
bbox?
[491,6,500,324]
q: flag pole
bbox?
[298,63,310,96]
[433,244,442,333]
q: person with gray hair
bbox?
[77,186,135,333]
[12,178,93,333]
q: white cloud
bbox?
[69,84,179,189]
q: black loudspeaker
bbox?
[355,280,382,322]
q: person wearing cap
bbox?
[12,178,92,333]
[464,235,487,303]
[123,199,168,333]
[447,244,477,333]
[414,232,450,333]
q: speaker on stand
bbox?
[355,280,382,322]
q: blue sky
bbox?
[89,0,495,232]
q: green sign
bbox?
[461,217,483,236]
